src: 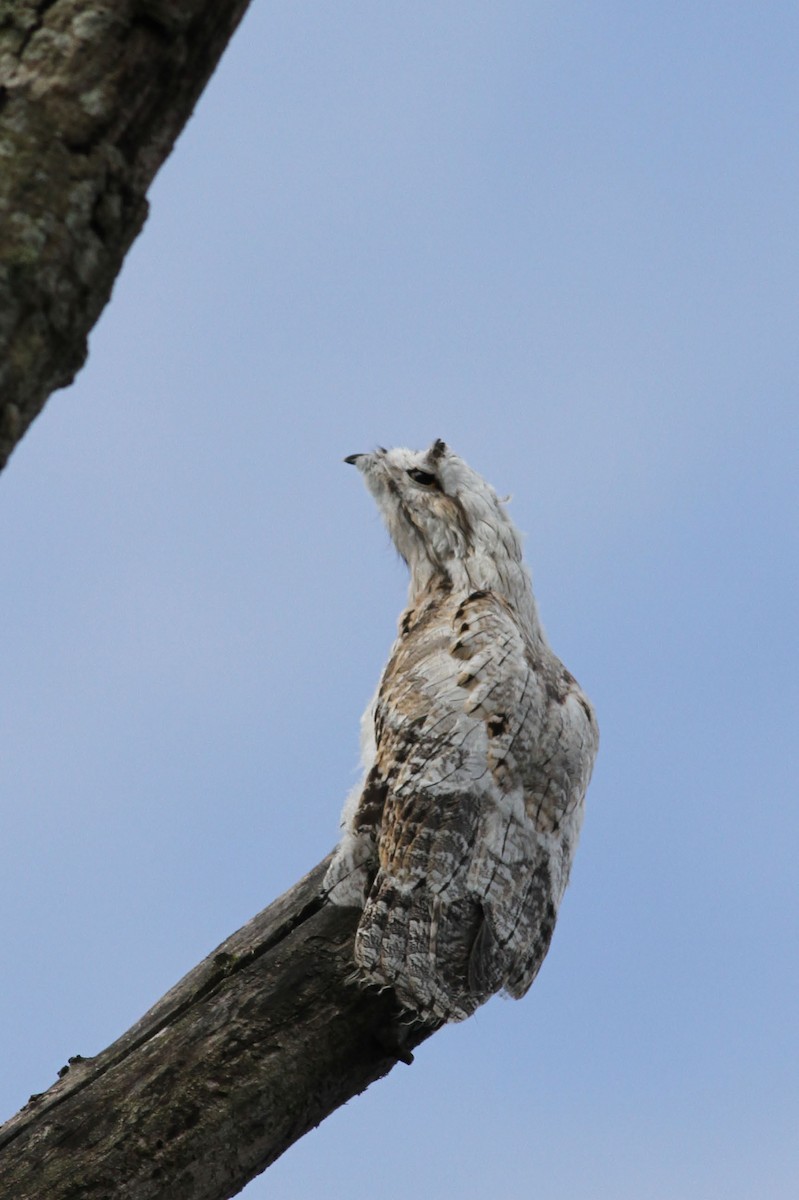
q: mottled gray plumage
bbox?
[325,440,598,1022]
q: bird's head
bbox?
[345,440,528,603]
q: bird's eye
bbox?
[407,468,438,487]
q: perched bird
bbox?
[325,440,598,1022]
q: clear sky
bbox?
[1,3,797,1197]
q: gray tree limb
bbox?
[0,0,254,471]
[0,857,438,1199]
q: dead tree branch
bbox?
[0,857,437,1199]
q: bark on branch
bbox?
[0,0,255,471]
[0,857,438,1199]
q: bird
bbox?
[324,439,598,1022]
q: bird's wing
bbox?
[354,589,596,1016]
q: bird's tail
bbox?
[354,874,502,1022]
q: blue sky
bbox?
[1,3,797,1196]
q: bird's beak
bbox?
[343,453,364,466]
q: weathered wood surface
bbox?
[0,0,254,471]
[0,857,437,1199]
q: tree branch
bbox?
[0,856,438,1199]
[0,0,255,471]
